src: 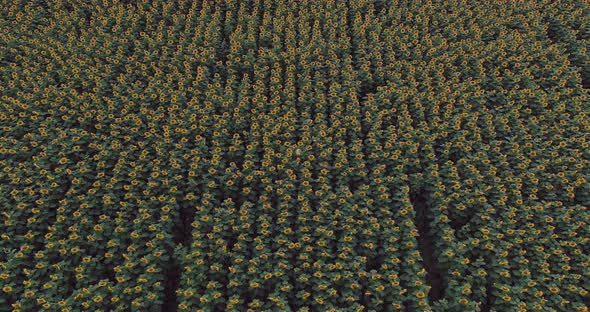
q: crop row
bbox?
[1,0,589,311]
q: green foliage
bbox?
[0,0,589,311]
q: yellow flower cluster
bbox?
[0,0,588,311]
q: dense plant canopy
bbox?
[1,0,589,311]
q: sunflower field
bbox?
[1,0,589,311]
